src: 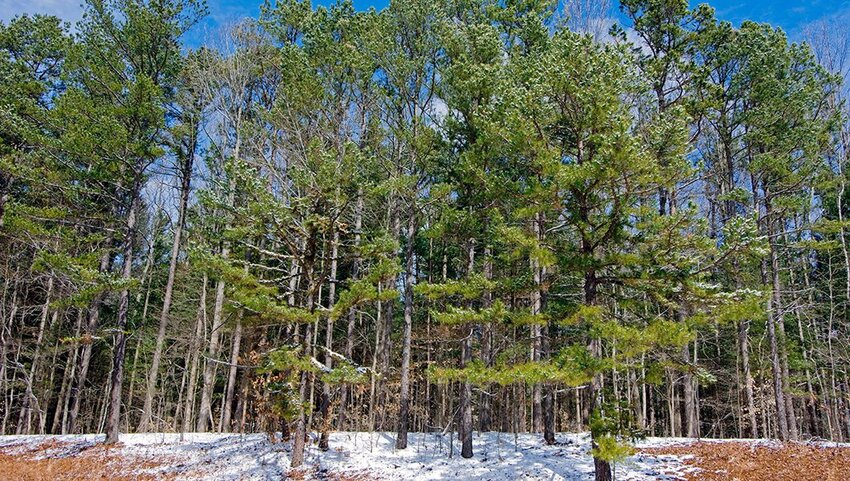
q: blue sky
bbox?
[707,0,850,36]
[2,0,849,42]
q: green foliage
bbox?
[592,319,694,359]
[414,274,497,301]
[431,301,507,326]
[590,396,645,449]
[428,358,590,387]
[259,346,317,375]
[257,347,313,421]
[320,361,369,385]
[2,0,846,466]
[591,435,636,464]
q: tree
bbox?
[58,0,204,443]
[137,57,205,432]
[733,22,836,441]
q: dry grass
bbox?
[0,440,176,481]
[642,440,850,481]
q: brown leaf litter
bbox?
[0,439,178,481]
[641,440,850,481]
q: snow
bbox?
[0,431,696,480]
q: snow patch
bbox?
[0,431,694,480]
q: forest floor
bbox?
[0,431,848,480]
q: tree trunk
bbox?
[17,276,53,434]
[139,152,192,432]
[377,201,400,427]
[586,267,611,481]
[460,239,475,459]
[682,328,699,438]
[479,245,493,433]
[338,190,362,430]
[106,187,140,444]
[396,211,416,449]
[53,310,83,434]
[291,247,318,468]
[763,192,789,441]
[197,273,226,432]
[67,251,110,434]
[182,275,207,434]
[739,318,759,437]
[319,229,339,450]
[532,213,555,444]
[219,314,242,432]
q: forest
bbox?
[1,0,849,480]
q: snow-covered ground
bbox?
[0,431,697,480]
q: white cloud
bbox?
[0,0,84,24]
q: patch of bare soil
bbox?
[642,440,850,481]
[288,466,379,481]
[0,440,176,481]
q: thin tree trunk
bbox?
[460,239,475,459]
[532,213,555,444]
[586,263,611,480]
[67,251,110,434]
[396,211,416,449]
[106,187,141,444]
[377,201,400,428]
[479,245,493,433]
[291,247,318,468]
[52,310,82,434]
[197,271,226,433]
[17,276,53,434]
[139,152,192,432]
[319,229,339,450]
[763,192,789,441]
[682,331,698,437]
[739,318,758,437]
[182,275,207,435]
[220,313,242,432]
[338,190,362,430]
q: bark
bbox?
[182,275,207,434]
[586,264,611,481]
[681,316,699,438]
[106,186,141,444]
[377,201,400,427]
[396,211,416,449]
[219,314,242,432]
[460,330,473,459]
[52,310,81,434]
[763,193,789,440]
[197,273,226,432]
[319,229,339,451]
[291,237,318,468]
[1,272,19,434]
[739,318,759,437]
[479,246,493,432]
[682,342,698,438]
[778,309,799,440]
[533,213,555,445]
[460,239,475,459]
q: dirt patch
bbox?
[289,466,379,481]
[0,440,177,481]
[642,441,850,481]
